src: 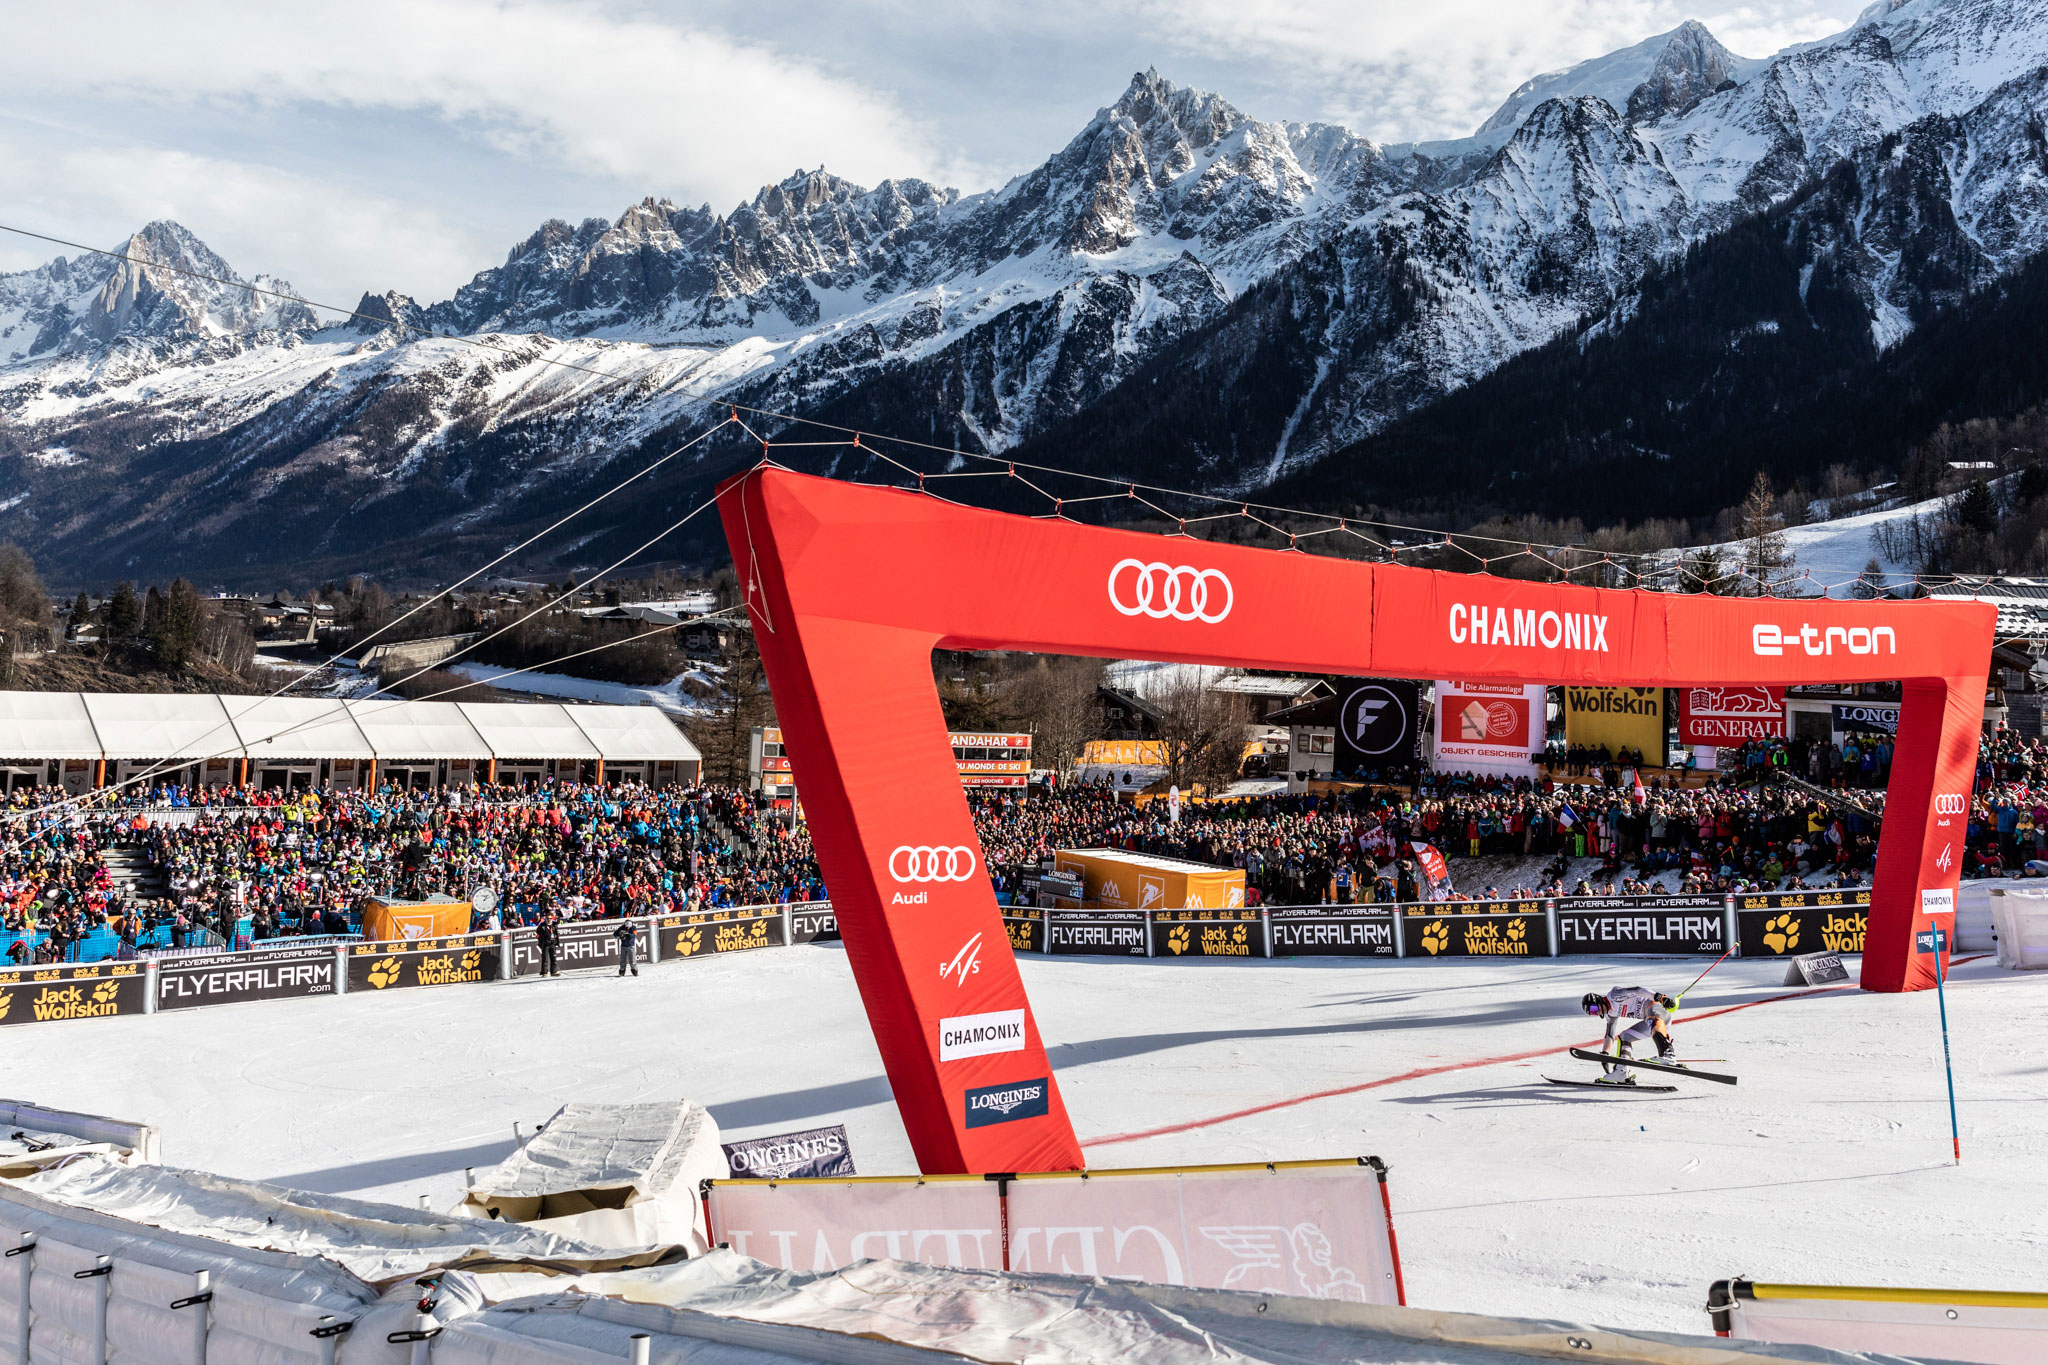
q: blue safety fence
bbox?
[4,912,365,965]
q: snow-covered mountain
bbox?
[3,0,2047,585]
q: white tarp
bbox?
[560,706,701,763]
[455,703,600,760]
[0,693,99,760]
[343,700,492,761]
[11,1156,669,1286]
[461,1102,723,1254]
[444,1254,1926,1365]
[225,697,374,759]
[1991,887,2048,970]
[78,694,236,761]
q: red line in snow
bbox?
[1081,982,1864,1149]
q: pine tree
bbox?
[151,579,203,670]
[69,590,91,638]
[105,581,140,642]
[1738,472,1792,595]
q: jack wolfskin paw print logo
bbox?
[1506,918,1526,943]
[91,980,119,1005]
[676,928,703,957]
[1231,923,1247,944]
[749,920,767,939]
[368,957,404,988]
[460,951,481,971]
[0,992,13,1020]
[1422,921,1449,955]
[1167,924,1190,955]
[1763,913,1799,954]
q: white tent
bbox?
[224,696,374,759]
[0,693,100,759]
[344,698,493,760]
[79,693,235,761]
[457,702,600,760]
[562,705,701,763]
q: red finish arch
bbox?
[717,467,1994,1175]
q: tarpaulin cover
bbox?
[343,699,493,760]
[79,693,236,761]
[556,706,702,762]
[10,1155,671,1286]
[455,1253,1939,1365]
[454,703,601,760]
[461,1102,724,1254]
[0,693,100,760]
[224,696,375,759]
[359,898,471,942]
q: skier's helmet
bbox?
[1581,992,1606,1016]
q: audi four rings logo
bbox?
[889,846,978,881]
[1107,559,1233,622]
[1934,794,1966,815]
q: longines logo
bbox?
[963,1077,1048,1127]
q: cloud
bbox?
[0,128,501,308]
[0,1,984,211]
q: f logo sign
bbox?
[1353,698,1388,741]
[1339,683,1413,758]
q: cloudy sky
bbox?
[0,0,1866,306]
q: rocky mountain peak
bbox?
[1626,20,1747,121]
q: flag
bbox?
[1413,842,1449,885]
[1556,803,1579,828]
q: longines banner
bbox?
[1335,680,1421,774]
[1046,911,1148,957]
[1149,909,1266,959]
[157,942,337,1010]
[787,902,838,943]
[656,908,786,961]
[1400,910,1541,958]
[348,933,503,992]
[1557,895,1725,954]
[1269,907,1398,957]
[0,961,146,1026]
[1002,908,1047,955]
[510,919,623,976]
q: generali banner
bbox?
[1678,685,1785,746]
[1432,681,1545,778]
[705,1161,1401,1302]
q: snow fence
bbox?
[1709,1276,2048,1363]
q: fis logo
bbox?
[941,933,983,986]
[1751,623,1898,657]
[1935,844,1954,873]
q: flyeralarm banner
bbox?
[1432,681,1545,778]
[1046,911,1148,956]
[1268,907,1398,957]
[1556,896,1725,954]
[157,942,337,1010]
[715,466,1995,1171]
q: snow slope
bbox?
[6,945,2039,1335]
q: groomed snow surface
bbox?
[7,945,2041,1336]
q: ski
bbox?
[1570,1049,1737,1086]
[1544,1077,1678,1093]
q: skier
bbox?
[1581,987,1680,1085]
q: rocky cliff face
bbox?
[2,1,2044,585]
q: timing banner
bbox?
[1269,906,1398,957]
[787,901,838,943]
[1401,905,1544,958]
[1046,911,1148,957]
[1557,895,1727,955]
[347,932,503,992]
[156,942,337,1011]
[1149,909,1266,959]
[656,906,787,961]
[1736,887,1874,958]
[1002,908,1046,954]
[0,961,146,1026]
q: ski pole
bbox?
[1675,946,1734,1003]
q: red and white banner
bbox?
[1715,1279,2048,1364]
[1678,685,1785,745]
[1432,681,1545,777]
[706,1160,1403,1303]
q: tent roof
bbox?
[457,702,601,760]
[344,699,492,760]
[0,693,101,760]
[561,706,702,763]
[80,693,236,761]
[225,697,374,759]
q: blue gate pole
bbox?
[1935,925,1960,1165]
